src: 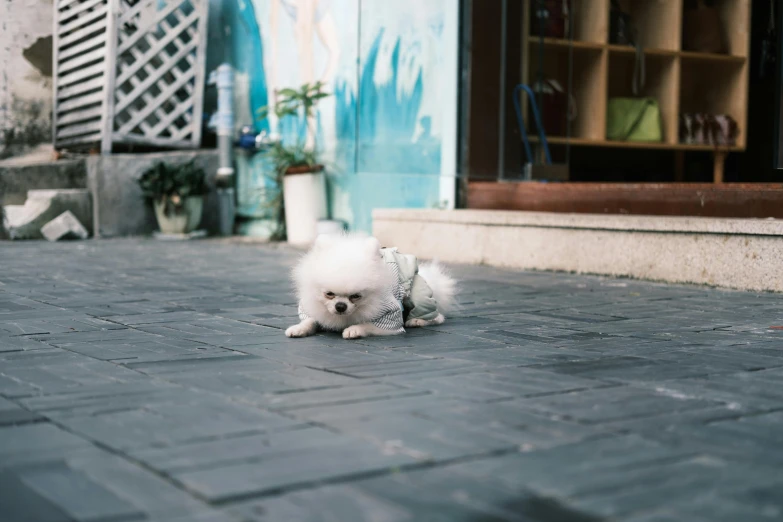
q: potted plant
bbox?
[137,160,208,235]
[258,82,330,244]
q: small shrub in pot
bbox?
[137,160,209,234]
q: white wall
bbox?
[0,0,54,159]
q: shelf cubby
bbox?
[680,58,747,148]
[519,0,751,182]
[614,0,682,50]
[608,51,680,145]
[524,42,606,141]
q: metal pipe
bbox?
[214,63,235,184]
[209,63,235,235]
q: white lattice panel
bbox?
[53,0,208,152]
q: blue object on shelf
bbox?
[513,84,553,165]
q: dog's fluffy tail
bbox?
[418,261,457,315]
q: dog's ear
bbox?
[364,236,381,257]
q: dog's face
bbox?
[294,234,394,327]
[318,288,365,317]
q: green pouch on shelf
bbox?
[606,97,663,142]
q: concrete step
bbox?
[0,159,87,206]
[3,189,92,240]
[41,210,90,241]
[0,159,88,240]
[373,209,783,293]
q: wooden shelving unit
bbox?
[520,0,751,182]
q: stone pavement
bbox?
[1,238,782,522]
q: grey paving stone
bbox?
[411,400,608,450]
[0,335,51,353]
[146,510,247,522]
[264,382,423,411]
[31,327,153,345]
[565,457,752,519]
[2,238,782,520]
[0,308,77,322]
[107,310,213,326]
[0,299,40,313]
[123,352,263,374]
[63,451,211,516]
[626,501,782,522]
[649,349,783,373]
[139,318,277,337]
[391,366,610,401]
[242,337,434,368]
[61,340,233,363]
[323,358,478,379]
[331,412,517,461]
[18,382,182,418]
[15,461,143,522]
[176,442,416,503]
[0,317,125,336]
[0,352,149,398]
[355,332,508,353]
[0,423,93,468]
[441,435,697,500]
[56,391,302,451]
[354,465,608,522]
[634,368,783,409]
[535,355,728,382]
[444,347,602,370]
[161,332,281,348]
[641,411,783,467]
[288,393,464,424]
[0,471,74,522]
[228,483,414,522]
[236,472,533,522]
[513,385,717,425]
[0,396,44,426]
[130,426,346,475]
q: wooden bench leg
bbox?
[674,151,685,182]
[713,150,727,184]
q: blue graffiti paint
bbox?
[277,112,325,152]
[227,0,269,133]
[333,81,357,174]
[358,31,423,141]
[328,30,442,231]
[326,30,443,231]
[225,11,443,233]
[336,30,441,175]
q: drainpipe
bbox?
[211,63,235,236]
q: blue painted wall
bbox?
[216,0,458,232]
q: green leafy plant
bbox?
[137,160,208,215]
[256,81,331,240]
[257,81,330,150]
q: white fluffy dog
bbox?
[286,234,456,339]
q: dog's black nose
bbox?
[335,302,347,313]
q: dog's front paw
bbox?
[342,325,367,339]
[286,323,316,338]
[404,314,445,328]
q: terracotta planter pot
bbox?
[153,196,204,234]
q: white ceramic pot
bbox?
[316,219,346,236]
[153,196,204,234]
[283,171,327,245]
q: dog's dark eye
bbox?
[325,292,335,299]
[349,294,362,301]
